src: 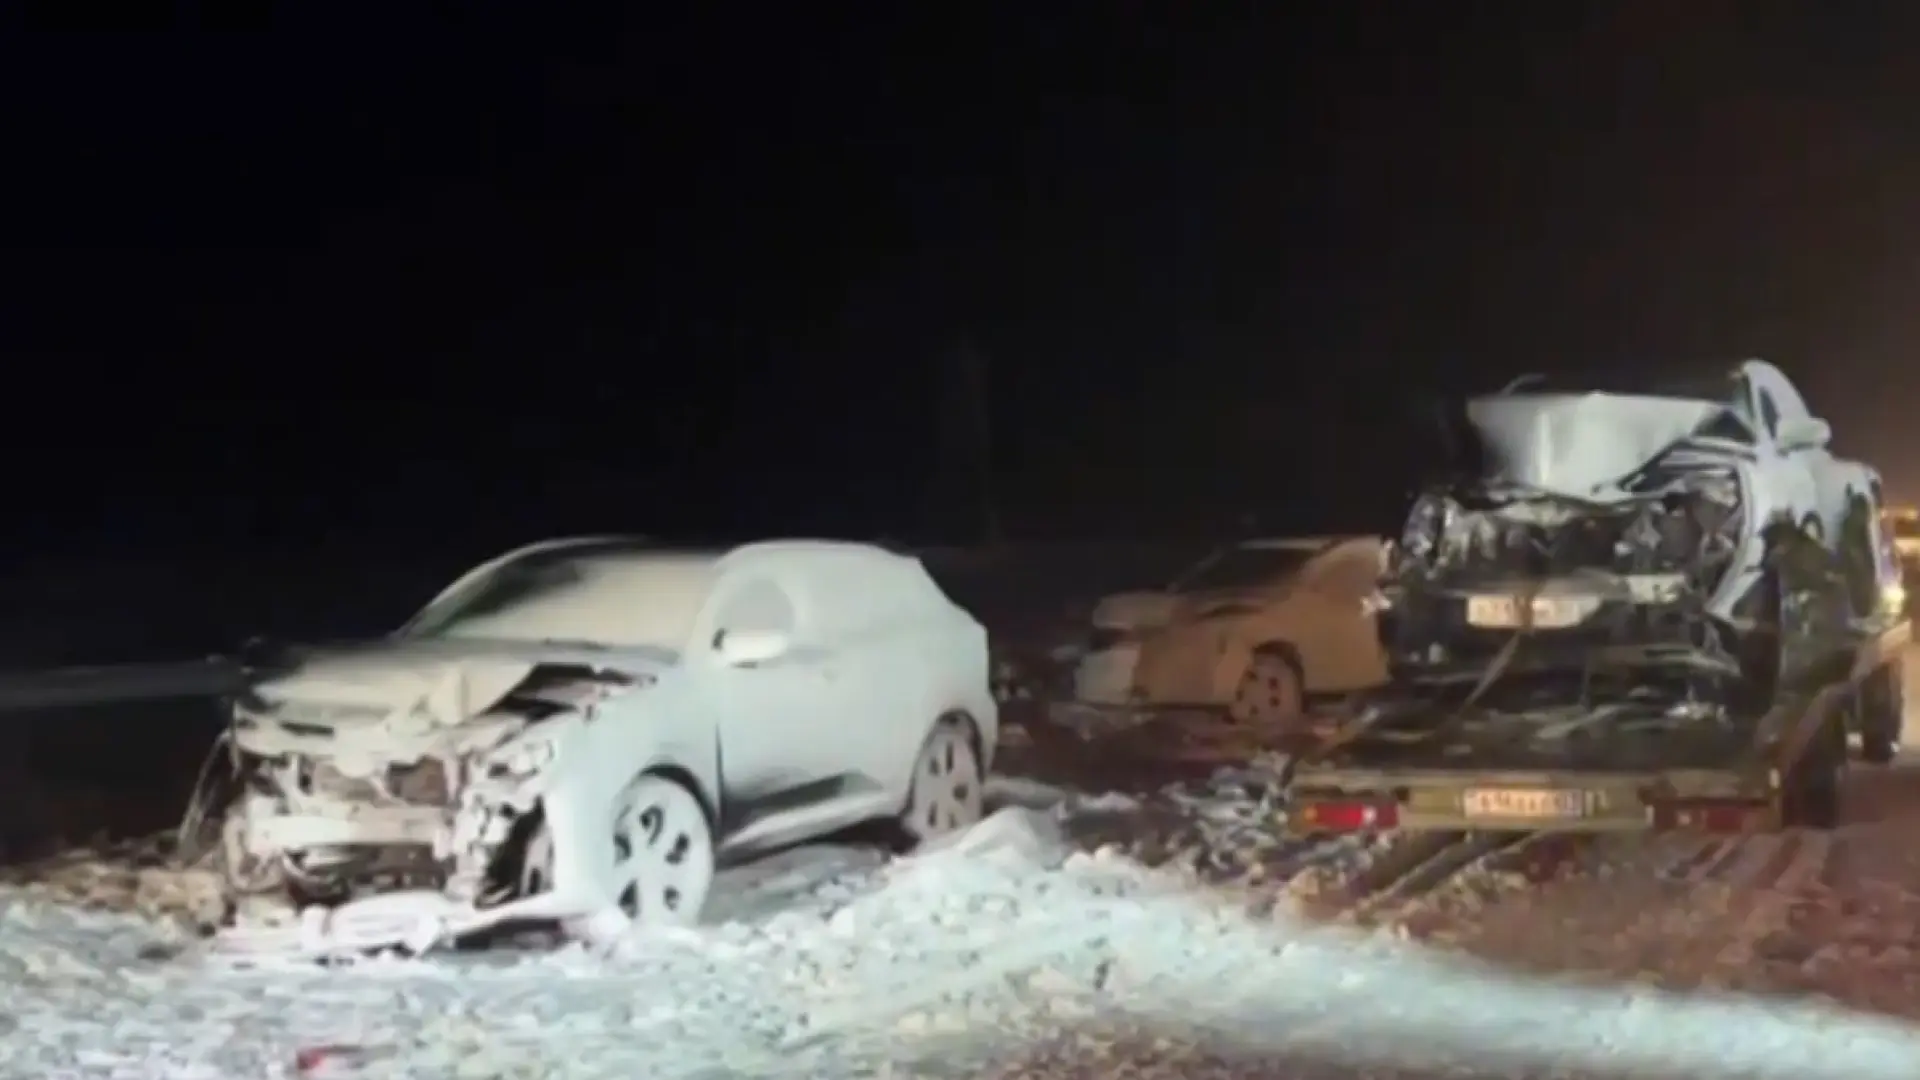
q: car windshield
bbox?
[1894,517,1920,541]
[1172,544,1319,592]
[1496,368,1739,404]
[403,539,716,649]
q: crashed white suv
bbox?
[187,536,998,953]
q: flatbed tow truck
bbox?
[1284,615,1910,837]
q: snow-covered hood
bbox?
[1466,392,1726,498]
[244,637,673,736]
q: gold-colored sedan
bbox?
[1888,505,1920,568]
[1068,536,1389,729]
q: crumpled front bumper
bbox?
[238,805,450,853]
[208,886,603,962]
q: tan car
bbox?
[1068,536,1389,728]
[1888,505,1920,568]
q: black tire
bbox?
[1784,715,1845,830]
[1860,661,1904,765]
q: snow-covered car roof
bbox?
[404,537,917,650]
[1494,367,1739,403]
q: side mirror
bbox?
[715,628,790,666]
[1778,416,1831,451]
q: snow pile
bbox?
[0,834,224,932]
[2,808,1920,1077]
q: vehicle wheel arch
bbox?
[1248,639,1306,685]
[933,707,985,762]
[641,760,721,832]
[494,760,719,905]
[1223,640,1309,728]
[909,705,986,777]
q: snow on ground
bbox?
[4,808,1920,1079]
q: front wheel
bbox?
[532,772,716,941]
[1229,650,1305,730]
[899,716,985,847]
[1784,716,1845,830]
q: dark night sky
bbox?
[5,4,1920,562]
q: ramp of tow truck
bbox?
[1286,618,1910,834]
[1287,709,1778,832]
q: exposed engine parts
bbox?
[1397,470,1743,593]
[1383,466,1750,694]
[182,660,639,917]
[1373,363,1895,737]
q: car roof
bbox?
[493,535,904,569]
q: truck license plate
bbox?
[1465,594,1592,629]
[1462,788,1586,819]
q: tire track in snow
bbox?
[1655,830,1839,896]
[1325,831,1535,927]
[1711,831,1842,972]
[1615,830,1841,984]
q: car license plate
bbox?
[1462,788,1586,819]
[1465,594,1593,629]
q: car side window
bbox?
[785,559,883,644]
[1757,390,1782,439]
[710,577,796,645]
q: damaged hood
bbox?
[245,637,673,735]
[1466,392,1726,498]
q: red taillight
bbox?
[1295,800,1399,832]
[1650,799,1770,833]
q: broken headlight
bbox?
[1399,492,1456,565]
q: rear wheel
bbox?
[899,715,985,847]
[1784,715,1846,829]
[1229,649,1304,730]
[1860,660,1904,765]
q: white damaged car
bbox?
[183,536,998,954]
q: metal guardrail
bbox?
[0,657,247,713]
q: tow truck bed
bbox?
[1285,617,1910,835]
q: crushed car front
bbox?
[202,639,660,914]
[188,539,714,937]
[1378,380,1759,692]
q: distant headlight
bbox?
[1883,581,1907,614]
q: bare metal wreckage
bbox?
[1288,360,1909,834]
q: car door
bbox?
[700,571,843,809]
[786,555,915,782]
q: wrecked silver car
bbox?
[1376,361,1881,711]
